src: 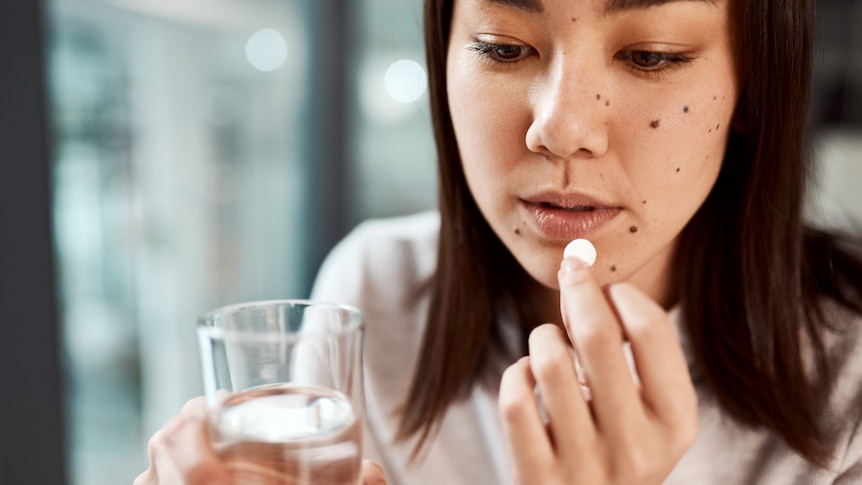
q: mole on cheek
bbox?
[683,106,689,113]
[676,167,680,172]
[596,94,601,100]
[605,100,610,106]
[650,119,660,129]
[514,228,521,235]
[610,265,618,272]
[629,226,639,233]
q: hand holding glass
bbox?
[197,300,365,485]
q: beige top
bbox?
[311,211,862,485]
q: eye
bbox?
[616,50,693,72]
[469,41,535,64]
[629,51,665,69]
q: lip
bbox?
[520,191,622,241]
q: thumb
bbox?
[360,460,387,485]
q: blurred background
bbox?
[0,0,859,483]
[47,0,434,483]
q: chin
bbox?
[517,254,563,291]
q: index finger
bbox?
[164,415,233,485]
[180,396,208,419]
[557,256,642,432]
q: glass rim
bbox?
[196,299,365,340]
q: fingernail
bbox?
[561,255,590,273]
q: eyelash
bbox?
[468,41,536,67]
[614,50,694,78]
[468,41,694,77]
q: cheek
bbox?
[448,72,502,210]
[619,82,736,188]
[448,75,531,187]
[451,87,525,152]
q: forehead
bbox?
[486,0,716,14]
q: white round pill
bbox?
[563,238,597,266]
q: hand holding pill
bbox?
[498,237,699,485]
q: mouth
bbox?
[539,201,597,212]
[523,191,617,210]
[520,193,621,241]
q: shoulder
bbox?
[310,213,442,473]
[310,210,439,315]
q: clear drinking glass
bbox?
[197,300,365,484]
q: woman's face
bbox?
[447,0,739,304]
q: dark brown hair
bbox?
[398,0,862,466]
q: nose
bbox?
[525,62,609,160]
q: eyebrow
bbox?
[485,0,713,14]
[486,0,543,13]
[605,0,714,13]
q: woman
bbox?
[137,0,862,483]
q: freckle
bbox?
[605,100,610,106]
[706,155,710,159]
[676,167,680,172]
[629,226,639,233]
[596,94,601,100]
[514,228,521,235]
[650,119,660,129]
[571,17,577,22]
[716,123,720,129]
[610,265,618,272]
[683,106,689,113]
[642,200,647,204]
[713,96,717,100]
[708,128,712,133]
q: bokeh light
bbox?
[245,29,288,72]
[384,59,427,104]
